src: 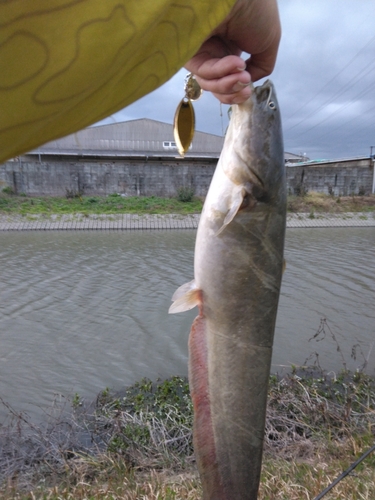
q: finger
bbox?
[246,57,274,83]
[186,54,245,80]
[185,36,243,78]
[245,38,280,82]
[194,70,251,96]
[247,60,272,83]
[210,0,281,82]
[211,87,252,105]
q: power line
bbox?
[284,34,375,122]
[285,60,375,132]
[290,80,375,138]
[310,101,375,145]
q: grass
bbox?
[0,191,374,217]
[1,368,374,499]
[0,193,203,216]
[287,192,375,213]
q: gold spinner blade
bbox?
[173,74,202,157]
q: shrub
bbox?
[2,186,15,195]
[176,187,194,202]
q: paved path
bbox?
[286,212,375,228]
[0,212,374,231]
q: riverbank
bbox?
[0,192,374,230]
[0,211,374,231]
[1,370,374,499]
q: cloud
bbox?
[97,0,375,160]
[273,0,375,159]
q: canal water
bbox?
[0,228,374,420]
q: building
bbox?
[29,118,225,159]
[1,119,373,196]
[26,118,306,162]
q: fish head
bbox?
[223,80,285,207]
[251,80,284,197]
[216,80,285,233]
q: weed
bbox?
[65,188,84,199]
[72,392,82,408]
[2,186,14,195]
[288,192,375,213]
[176,187,195,203]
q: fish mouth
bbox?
[254,79,275,107]
[254,79,273,94]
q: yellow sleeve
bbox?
[0,0,235,162]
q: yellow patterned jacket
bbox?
[0,0,235,162]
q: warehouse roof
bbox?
[29,118,308,162]
[32,118,224,158]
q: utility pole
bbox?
[371,146,375,194]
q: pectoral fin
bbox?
[216,187,243,236]
[169,279,201,314]
[216,184,256,236]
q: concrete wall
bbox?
[287,158,374,196]
[0,157,216,198]
[1,156,374,197]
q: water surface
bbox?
[0,228,374,419]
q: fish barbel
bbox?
[169,80,286,499]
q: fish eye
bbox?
[268,101,276,110]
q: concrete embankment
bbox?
[0,212,374,231]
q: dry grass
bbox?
[287,192,375,213]
[260,453,375,499]
[3,458,375,500]
[1,370,374,499]
[2,472,203,499]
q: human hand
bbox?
[185,0,281,104]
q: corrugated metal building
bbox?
[33,118,225,158]
[30,118,307,162]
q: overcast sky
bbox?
[98,0,375,161]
